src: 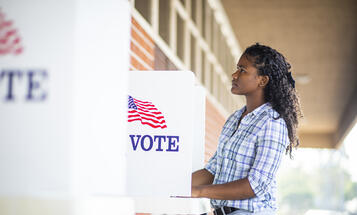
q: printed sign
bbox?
[127,71,195,197]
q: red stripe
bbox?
[130,109,163,115]
[134,101,155,107]
[136,102,157,108]
[5,29,16,38]
[133,98,152,104]
[137,106,160,112]
[128,114,166,124]
[128,118,167,129]
[135,103,155,108]
[14,47,23,55]
[128,110,164,119]
[134,108,163,115]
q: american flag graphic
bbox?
[0,8,24,56]
[128,95,167,129]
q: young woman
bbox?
[191,43,302,215]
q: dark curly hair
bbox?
[243,43,303,157]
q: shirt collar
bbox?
[236,102,271,118]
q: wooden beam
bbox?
[298,132,335,148]
[334,86,357,148]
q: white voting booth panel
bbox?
[128,72,210,214]
[0,0,133,215]
[127,71,194,197]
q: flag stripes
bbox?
[128,95,167,129]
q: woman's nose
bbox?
[232,71,239,80]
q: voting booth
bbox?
[127,71,194,197]
[0,0,133,214]
[127,72,210,213]
[0,0,210,214]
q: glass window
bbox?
[135,0,152,24]
[190,34,196,73]
[205,7,212,47]
[219,34,225,68]
[210,11,215,50]
[201,51,206,85]
[201,0,206,36]
[180,0,186,7]
[213,24,220,56]
[159,0,170,44]
[209,64,214,94]
[191,0,197,24]
[176,13,185,61]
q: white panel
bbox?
[127,71,194,197]
[72,0,130,196]
[193,86,206,172]
[0,0,133,214]
[0,0,76,197]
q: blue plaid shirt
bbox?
[205,102,289,212]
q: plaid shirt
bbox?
[205,102,289,212]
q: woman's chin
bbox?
[231,88,243,95]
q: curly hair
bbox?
[243,43,303,157]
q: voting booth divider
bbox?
[0,0,210,214]
[128,71,210,214]
[0,0,134,214]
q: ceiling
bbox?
[221,0,357,148]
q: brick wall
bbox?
[130,18,154,70]
[154,45,178,70]
[204,98,226,162]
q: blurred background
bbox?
[130,0,357,214]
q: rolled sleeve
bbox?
[248,118,289,197]
[205,151,218,175]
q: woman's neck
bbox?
[245,90,266,113]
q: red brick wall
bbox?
[130,18,154,70]
[205,98,226,162]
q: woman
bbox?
[191,43,302,215]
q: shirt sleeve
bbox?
[204,151,218,175]
[247,117,289,197]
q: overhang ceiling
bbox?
[221,0,357,148]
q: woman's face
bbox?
[231,54,264,96]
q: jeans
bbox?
[228,209,276,215]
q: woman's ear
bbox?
[259,75,269,87]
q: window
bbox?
[180,0,186,7]
[159,0,170,43]
[190,34,196,73]
[191,0,197,24]
[205,6,212,48]
[201,0,206,36]
[210,11,215,50]
[213,22,219,56]
[176,13,185,61]
[135,0,151,24]
[201,50,206,85]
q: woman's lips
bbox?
[232,82,238,87]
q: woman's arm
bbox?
[192,177,255,200]
[192,118,289,200]
[191,169,214,186]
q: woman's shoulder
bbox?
[257,104,287,129]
